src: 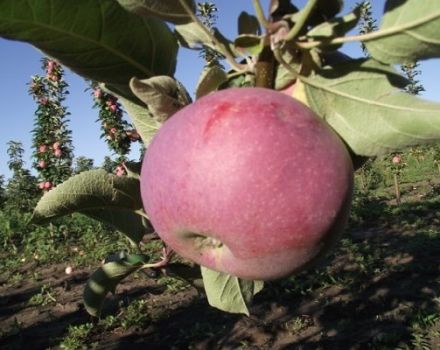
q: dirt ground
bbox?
[1,188,440,349]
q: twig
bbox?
[296,11,440,49]
[252,0,271,30]
[285,0,318,41]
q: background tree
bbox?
[401,61,425,96]
[0,174,6,209]
[91,83,141,176]
[197,2,224,67]
[29,58,74,190]
[5,140,39,211]
[73,156,95,174]
[357,1,377,55]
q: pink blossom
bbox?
[44,181,52,190]
[53,141,61,150]
[38,182,45,189]
[54,148,62,157]
[39,145,47,153]
[110,127,117,134]
[38,160,47,169]
[109,104,118,113]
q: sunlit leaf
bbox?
[130,76,191,122]
[234,34,265,56]
[303,59,440,157]
[201,267,264,316]
[307,6,361,50]
[0,0,177,95]
[365,0,440,64]
[195,65,228,99]
[31,169,147,243]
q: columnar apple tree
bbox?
[91,83,141,176]
[2,0,440,317]
[29,58,74,190]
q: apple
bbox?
[392,155,401,164]
[140,88,353,281]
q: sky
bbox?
[1,1,439,180]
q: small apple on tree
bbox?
[2,0,440,316]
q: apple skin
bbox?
[141,87,353,281]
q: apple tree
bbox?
[29,58,74,190]
[1,0,440,317]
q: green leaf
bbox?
[84,254,148,317]
[118,95,162,146]
[195,65,228,99]
[82,209,150,244]
[365,0,440,64]
[116,0,195,24]
[123,161,143,179]
[31,169,147,243]
[175,22,236,57]
[238,12,261,35]
[201,267,264,316]
[303,59,440,157]
[307,6,361,50]
[0,0,177,91]
[274,50,301,90]
[130,76,191,122]
[314,0,343,19]
[234,34,265,56]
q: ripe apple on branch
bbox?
[2,0,440,316]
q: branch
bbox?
[285,0,319,41]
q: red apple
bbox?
[392,155,401,164]
[140,88,353,281]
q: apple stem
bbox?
[141,246,175,269]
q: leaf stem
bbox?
[285,0,318,41]
[178,0,246,72]
[273,47,298,80]
[252,0,271,30]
